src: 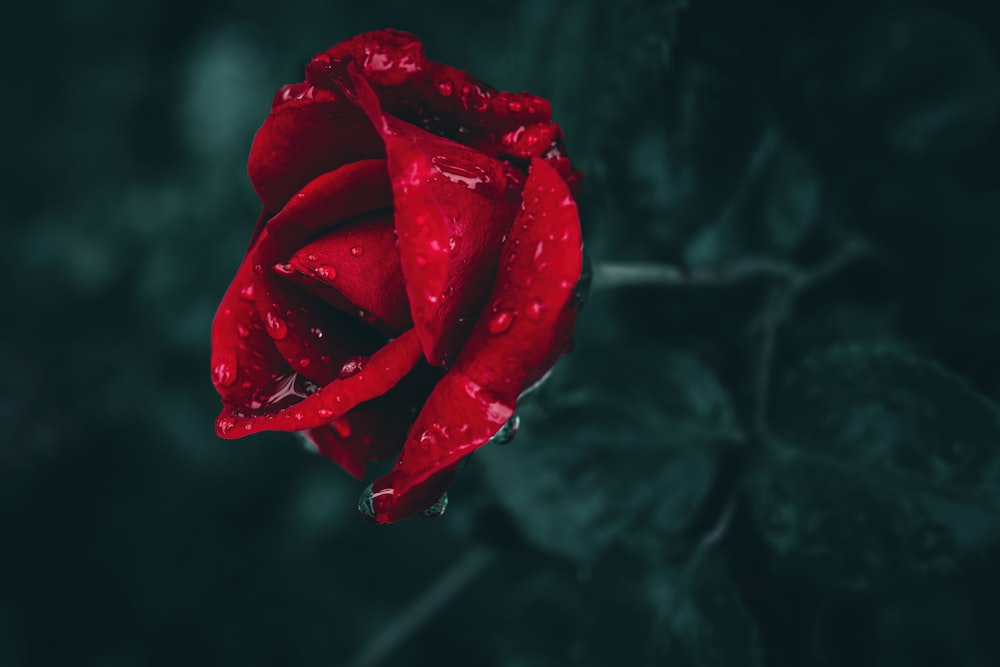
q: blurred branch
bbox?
[344,546,497,667]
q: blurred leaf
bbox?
[479,344,743,561]
[648,551,763,667]
[747,343,1000,591]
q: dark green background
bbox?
[4,0,1000,665]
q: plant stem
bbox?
[344,546,497,667]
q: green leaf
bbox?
[648,551,764,667]
[479,344,743,561]
[747,343,1000,591]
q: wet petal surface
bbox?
[367,158,583,522]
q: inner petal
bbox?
[287,210,412,332]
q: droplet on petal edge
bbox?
[420,493,448,518]
[491,414,520,445]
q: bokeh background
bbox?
[4,0,1000,665]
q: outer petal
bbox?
[248,84,384,212]
[367,158,583,522]
[318,30,571,166]
[216,328,423,437]
[349,67,522,366]
[210,252,288,407]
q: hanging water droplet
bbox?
[491,414,520,445]
[350,245,364,257]
[487,310,514,334]
[264,311,288,339]
[421,493,449,518]
[339,355,368,379]
[358,483,376,522]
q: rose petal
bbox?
[253,159,392,269]
[349,67,521,366]
[211,251,289,408]
[248,85,384,212]
[216,328,423,437]
[252,270,385,385]
[302,409,410,479]
[366,158,583,522]
[288,210,412,331]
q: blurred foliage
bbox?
[3,0,1000,665]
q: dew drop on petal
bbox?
[238,284,255,301]
[491,414,520,445]
[314,265,337,280]
[317,408,334,419]
[273,262,294,276]
[525,299,545,321]
[298,357,311,368]
[421,493,449,518]
[264,311,288,340]
[437,80,453,96]
[236,324,250,338]
[488,310,514,334]
[212,352,238,387]
[507,100,523,112]
[339,355,368,379]
[350,245,364,257]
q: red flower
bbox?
[210,29,583,523]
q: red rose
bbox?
[210,29,583,524]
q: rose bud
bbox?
[210,29,583,523]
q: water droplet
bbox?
[314,265,337,280]
[264,311,288,339]
[217,416,236,435]
[437,80,453,96]
[421,493,448,518]
[492,414,520,445]
[350,245,364,257]
[339,355,368,379]
[238,284,255,301]
[525,299,545,320]
[358,483,376,522]
[448,236,458,252]
[317,408,334,418]
[507,100,523,112]
[212,353,238,387]
[415,254,427,267]
[236,324,250,338]
[310,326,324,338]
[488,310,514,334]
[298,357,311,368]
[273,262,294,276]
